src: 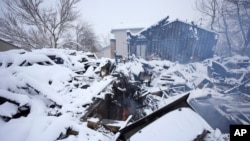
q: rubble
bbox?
[193,76,213,89]
[87,117,101,130]
[100,60,115,78]
[117,93,191,140]
[102,119,126,133]
[1,49,249,141]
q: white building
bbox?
[98,45,111,58]
[110,27,143,58]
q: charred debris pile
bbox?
[0,49,249,139]
[80,58,194,132]
[81,55,250,134]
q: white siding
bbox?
[102,47,111,58]
[111,28,143,58]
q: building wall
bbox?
[94,46,111,58]
[110,39,116,58]
[111,28,143,58]
[0,39,19,52]
[129,20,217,63]
[154,21,217,63]
[101,46,111,58]
[136,44,146,58]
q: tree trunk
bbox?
[236,3,247,48]
[222,13,232,56]
[210,0,217,30]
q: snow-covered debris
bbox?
[0,69,26,92]
[0,90,29,106]
[130,108,213,141]
[223,55,249,67]
[10,64,75,105]
[33,48,99,74]
[1,49,248,141]
[0,102,19,117]
[0,51,54,68]
[0,48,114,141]
[188,88,250,133]
[115,60,144,77]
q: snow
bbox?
[0,117,33,141]
[0,49,114,141]
[187,87,250,133]
[87,76,114,98]
[115,60,144,77]
[187,88,212,102]
[0,118,4,126]
[88,117,100,123]
[0,102,19,117]
[130,108,212,141]
[0,89,30,106]
[32,48,96,72]
[0,69,25,92]
[104,120,125,127]
[83,66,95,77]
[0,51,54,68]
[27,114,73,141]
[223,55,249,64]
[246,82,250,87]
[0,48,244,141]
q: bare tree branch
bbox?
[62,21,100,52]
[0,0,80,49]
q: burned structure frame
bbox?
[127,17,218,63]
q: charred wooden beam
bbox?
[193,130,210,141]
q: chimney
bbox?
[110,39,116,58]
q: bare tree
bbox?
[195,0,232,56]
[0,0,80,49]
[62,21,100,52]
[76,22,100,52]
[100,33,111,47]
[221,2,233,56]
[195,0,221,30]
[196,0,250,56]
[226,0,250,55]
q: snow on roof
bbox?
[137,16,170,35]
[111,27,143,33]
[111,22,144,32]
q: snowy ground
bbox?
[0,49,249,141]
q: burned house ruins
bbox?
[127,16,218,63]
[1,48,249,140]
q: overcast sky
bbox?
[79,0,200,36]
[0,0,201,42]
